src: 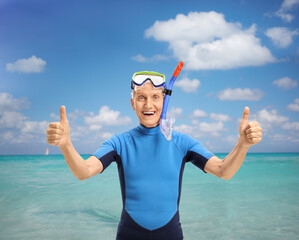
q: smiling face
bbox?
[131,81,164,128]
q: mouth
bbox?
[142,111,156,116]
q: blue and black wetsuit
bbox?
[93,124,214,240]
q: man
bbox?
[47,71,262,240]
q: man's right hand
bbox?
[47,106,70,148]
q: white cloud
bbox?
[21,121,48,135]
[269,134,299,142]
[191,109,208,118]
[168,107,183,118]
[0,111,27,129]
[210,113,231,122]
[274,0,299,22]
[273,77,298,89]
[131,54,168,62]
[224,135,239,145]
[174,121,226,138]
[0,92,30,111]
[266,27,299,48]
[50,113,60,121]
[218,88,264,101]
[253,108,289,131]
[175,77,200,92]
[67,109,87,120]
[287,98,299,111]
[6,55,46,73]
[198,122,226,136]
[84,105,132,130]
[0,92,133,150]
[255,109,289,124]
[282,121,299,130]
[174,124,194,135]
[145,11,276,70]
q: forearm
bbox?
[220,138,250,179]
[60,138,89,180]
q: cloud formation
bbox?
[175,77,200,92]
[190,109,208,118]
[175,121,226,138]
[274,0,299,22]
[168,107,183,118]
[0,92,30,111]
[218,88,264,101]
[273,77,298,89]
[131,54,168,62]
[287,99,299,111]
[145,11,276,70]
[6,55,46,73]
[266,27,299,48]
[84,105,132,130]
[0,92,132,148]
[210,113,231,122]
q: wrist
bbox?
[59,136,72,151]
[237,137,250,150]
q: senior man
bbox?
[47,71,262,240]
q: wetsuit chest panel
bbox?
[120,131,182,231]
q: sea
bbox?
[0,153,298,240]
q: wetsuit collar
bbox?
[137,124,161,135]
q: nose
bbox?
[145,98,153,109]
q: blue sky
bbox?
[0,0,298,154]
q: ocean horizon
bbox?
[0,153,298,240]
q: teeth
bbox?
[143,111,155,115]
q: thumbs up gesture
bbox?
[47,106,70,147]
[239,107,262,147]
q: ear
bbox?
[131,97,135,111]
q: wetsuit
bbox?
[93,124,214,240]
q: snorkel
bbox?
[160,61,184,140]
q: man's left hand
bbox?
[239,107,262,147]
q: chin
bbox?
[142,121,159,128]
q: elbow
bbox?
[221,175,232,180]
[218,168,233,180]
[76,174,89,181]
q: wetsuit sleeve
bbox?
[92,135,120,173]
[175,132,215,172]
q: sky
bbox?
[0,0,298,155]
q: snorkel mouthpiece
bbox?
[160,61,184,140]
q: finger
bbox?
[244,121,260,131]
[241,107,250,122]
[60,105,68,124]
[247,132,262,139]
[47,139,61,145]
[47,134,61,141]
[47,128,63,135]
[49,122,63,130]
[246,126,262,134]
[249,137,262,144]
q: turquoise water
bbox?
[0,153,298,240]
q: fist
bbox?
[47,106,70,147]
[239,107,262,147]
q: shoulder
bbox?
[172,130,198,146]
[105,127,138,149]
[171,130,199,156]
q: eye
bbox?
[138,96,144,100]
[153,95,160,100]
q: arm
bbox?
[47,106,103,180]
[204,107,262,180]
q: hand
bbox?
[47,106,70,148]
[239,107,262,147]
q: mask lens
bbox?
[133,74,164,86]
